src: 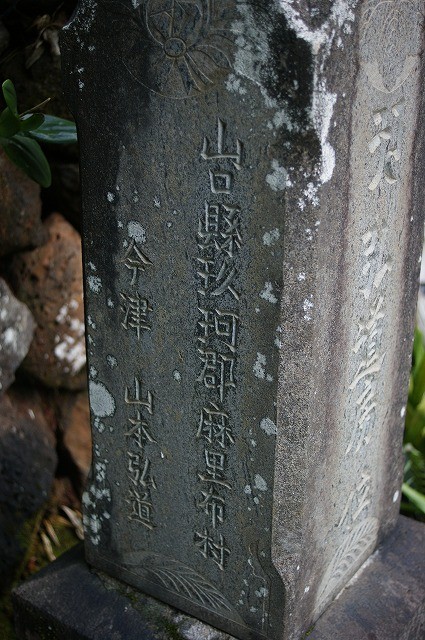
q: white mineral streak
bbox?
[253,352,267,379]
[231,4,270,88]
[279,1,359,183]
[82,456,111,546]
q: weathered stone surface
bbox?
[56,390,92,491]
[12,517,425,640]
[61,2,425,640]
[0,149,46,256]
[0,390,57,591]
[0,277,35,396]
[8,213,86,390]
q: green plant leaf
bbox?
[402,482,425,514]
[0,107,20,138]
[410,348,425,407]
[28,115,77,144]
[2,79,18,115]
[2,134,51,187]
[19,113,45,132]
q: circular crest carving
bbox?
[360,0,424,93]
[125,0,233,99]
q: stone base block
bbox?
[12,516,425,640]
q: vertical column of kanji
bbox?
[314,0,425,617]
[194,118,243,571]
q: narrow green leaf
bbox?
[2,134,51,187]
[402,482,425,514]
[28,114,77,144]
[0,107,20,138]
[2,79,18,115]
[20,113,45,132]
[404,403,425,450]
[410,348,425,406]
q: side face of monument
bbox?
[61,2,425,639]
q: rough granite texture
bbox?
[12,516,425,640]
[0,277,35,395]
[8,213,87,390]
[0,149,46,257]
[60,2,425,639]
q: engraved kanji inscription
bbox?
[195,528,230,571]
[120,292,153,338]
[120,239,153,286]
[197,403,234,448]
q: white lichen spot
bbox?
[253,497,259,505]
[260,417,277,436]
[266,160,289,191]
[392,490,400,503]
[88,262,96,272]
[266,373,273,382]
[88,275,102,293]
[89,366,98,379]
[244,485,252,495]
[127,221,146,244]
[173,370,181,382]
[107,192,115,203]
[303,296,314,321]
[254,474,268,492]
[255,307,260,313]
[304,586,310,594]
[107,355,117,368]
[87,315,96,329]
[304,182,319,206]
[298,272,306,281]
[225,73,247,95]
[253,352,266,379]
[154,196,161,208]
[89,380,116,418]
[54,334,86,374]
[259,282,278,304]
[263,228,280,246]
[107,298,114,308]
[255,587,269,598]
[3,328,17,348]
[274,337,282,349]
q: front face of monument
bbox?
[62,1,425,639]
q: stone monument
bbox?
[13,1,425,639]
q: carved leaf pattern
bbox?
[147,561,233,613]
[316,517,379,609]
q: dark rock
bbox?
[0,149,46,257]
[8,213,86,390]
[43,162,81,229]
[56,390,91,493]
[0,391,57,592]
[0,278,35,396]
